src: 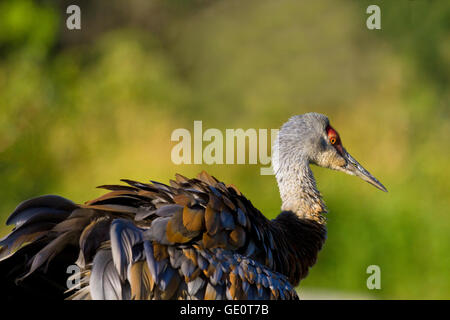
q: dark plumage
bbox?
[0,113,386,300]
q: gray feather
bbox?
[90,249,124,300]
[110,219,143,281]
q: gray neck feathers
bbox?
[272,133,327,224]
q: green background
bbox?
[0,0,448,299]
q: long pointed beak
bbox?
[341,147,388,192]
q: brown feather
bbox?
[202,231,227,249]
[166,219,191,243]
[175,173,190,184]
[153,243,168,261]
[204,205,220,235]
[229,226,246,248]
[173,194,192,206]
[166,209,199,243]
[197,171,218,185]
[229,272,239,300]
[204,283,217,300]
[182,206,205,232]
[86,191,137,205]
[182,248,198,266]
[129,261,152,300]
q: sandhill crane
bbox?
[0,113,386,300]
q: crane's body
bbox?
[0,113,386,300]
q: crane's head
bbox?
[274,112,387,192]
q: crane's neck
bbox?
[270,155,328,284]
[268,126,328,284]
[273,155,327,224]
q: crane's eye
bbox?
[326,125,340,146]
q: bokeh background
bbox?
[0,0,448,299]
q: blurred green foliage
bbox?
[0,0,448,299]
